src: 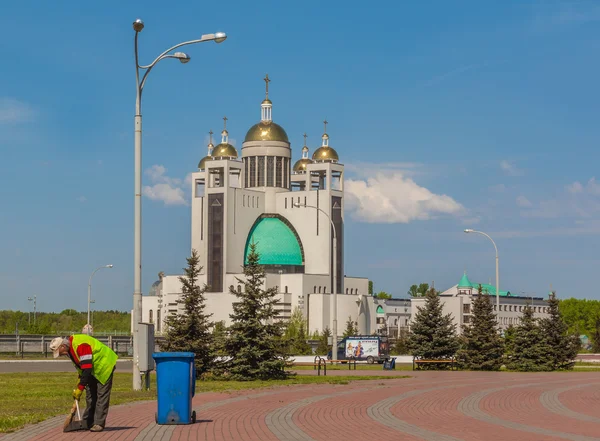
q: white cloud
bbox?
[142,165,188,206]
[567,177,600,196]
[0,98,35,124]
[344,173,464,223]
[516,195,532,208]
[345,162,423,179]
[500,160,523,176]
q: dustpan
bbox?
[63,399,88,432]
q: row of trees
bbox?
[160,244,289,381]
[408,287,580,371]
[0,309,131,335]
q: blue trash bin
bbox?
[152,352,196,425]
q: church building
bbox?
[142,76,375,336]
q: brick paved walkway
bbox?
[3,371,599,441]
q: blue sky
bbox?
[1,0,599,313]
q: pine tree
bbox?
[315,327,331,355]
[408,288,459,364]
[509,304,553,372]
[293,325,312,355]
[282,308,312,355]
[343,316,358,337]
[392,328,410,355]
[222,242,288,380]
[540,292,580,370]
[211,320,227,358]
[503,324,516,361]
[159,249,214,376]
[456,289,504,370]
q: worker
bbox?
[50,335,118,432]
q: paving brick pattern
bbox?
[3,372,599,441]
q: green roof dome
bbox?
[458,272,472,288]
[245,217,303,266]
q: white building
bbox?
[142,76,375,337]
[411,272,550,332]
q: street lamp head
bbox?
[293,203,301,208]
[214,32,227,43]
[106,264,114,269]
[133,19,144,32]
[464,229,474,233]
[173,52,191,64]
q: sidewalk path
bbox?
[2,371,599,441]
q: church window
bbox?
[237,284,241,293]
[258,156,265,186]
[314,286,316,293]
[149,310,153,323]
[304,196,307,206]
[267,156,274,186]
[283,158,289,188]
[284,286,288,293]
[229,285,234,293]
[249,157,256,187]
[252,196,255,208]
[276,157,283,187]
[243,195,245,207]
[285,198,287,209]
[345,288,348,294]
[244,159,249,188]
[323,286,327,293]
[318,286,322,293]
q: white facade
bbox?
[142,78,375,337]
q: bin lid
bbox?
[152,352,195,360]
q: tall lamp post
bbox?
[464,229,500,314]
[88,265,113,334]
[90,299,96,330]
[132,18,227,390]
[27,296,36,326]
[294,202,340,360]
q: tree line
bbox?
[0,309,131,335]
[404,286,581,371]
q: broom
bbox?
[63,399,87,432]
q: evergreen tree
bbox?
[159,249,214,376]
[316,327,331,355]
[456,288,504,370]
[503,324,516,361]
[343,316,358,337]
[222,242,288,380]
[282,308,312,355]
[592,316,600,353]
[509,304,553,372]
[211,320,227,358]
[392,328,410,355]
[408,288,459,363]
[540,292,580,370]
[293,325,312,355]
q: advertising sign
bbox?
[344,337,379,358]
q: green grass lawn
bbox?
[0,372,409,433]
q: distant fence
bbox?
[0,334,163,357]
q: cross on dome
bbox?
[264,74,271,98]
[221,116,229,143]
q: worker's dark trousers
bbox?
[83,368,114,428]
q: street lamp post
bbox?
[294,203,339,360]
[88,265,113,335]
[132,19,226,390]
[464,229,500,315]
[90,299,96,330]
[27,296,36,326]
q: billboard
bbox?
[344,338,379,358]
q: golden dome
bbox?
[293,158,313,172]
[312,146,339,162]
[244,121,289,143]
[212,143,238,159]
[198,155,213,170]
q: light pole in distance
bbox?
[464,229,500,315]
[27,296,36,326]
[132,18,227,390]
[88,265,113,334]
[294,202,339,360]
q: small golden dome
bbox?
[262,98,272,105]
[244,121,289,143]
[312,146,339,162]
[198,155,213,170]
[212,143,238,159]
[293,158,313,172]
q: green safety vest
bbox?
[70,334,118,384]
